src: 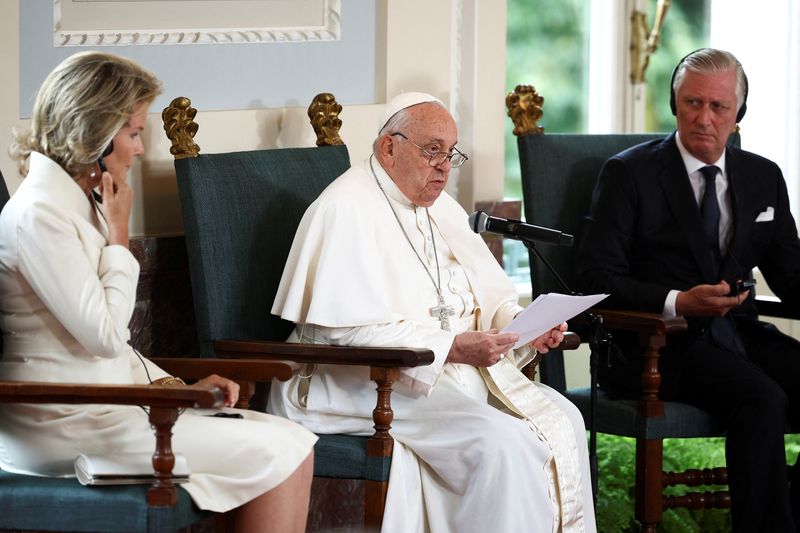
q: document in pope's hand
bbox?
[502,293,609,349]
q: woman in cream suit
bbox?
[0,52,316,533]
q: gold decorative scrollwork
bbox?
[162,97,200,160]
[308,93,344,147]
[630,0,671,84]
[505,85,545,137]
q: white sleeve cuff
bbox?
[663,289,679,318]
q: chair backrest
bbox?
[0,170,10,211]
[516,131,663,390]
[517,132,663,298]
[167,96,350,357]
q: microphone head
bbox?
[468,210,489,233]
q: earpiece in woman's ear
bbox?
[97,141,113,173]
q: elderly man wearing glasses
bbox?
[270,93,596,533]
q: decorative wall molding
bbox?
[450,0,464,126]
[445,0,464,198]
[53,0,341,47]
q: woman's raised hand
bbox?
[100,171,132,247]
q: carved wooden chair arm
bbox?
[211,339,435,478]
[151,357,294,382]
[589,308,688,416]
[523,331,581,381]
[151,357,295,409]
[559,331,581,350]
[212,339,435,367]
[591,308,688,335]
[0,381,223,408]
[0,381,224,506]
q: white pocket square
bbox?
[755,206,774,222]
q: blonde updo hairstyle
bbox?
[10,51,161,178]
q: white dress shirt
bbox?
[663,132,732,317]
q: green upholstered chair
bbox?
[0,382,220,533]
[507,84,797,532]
[163,94,434,531]
[0,357,293,533]
[0,163,302,533]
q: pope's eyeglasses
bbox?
[391,132,469,168]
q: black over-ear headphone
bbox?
[669,48,749,123]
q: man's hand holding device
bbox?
[728,278,756,297]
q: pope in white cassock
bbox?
[270,93,597,533]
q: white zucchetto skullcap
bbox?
[378,92,444,132]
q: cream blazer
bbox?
[0,152,165,383]
[0,153,168,475]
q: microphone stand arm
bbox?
[522,239,610,505]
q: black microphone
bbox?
[468,210,574,246]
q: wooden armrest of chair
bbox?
[591,308,688,335]
[559,331,581,350]
[755,294,800,321]
[212,339,435,367]
[0,381,224,506]
[151,357,294,382]
[151,357,295,409]
[587,309,689,416]
[211,339,435,491]
[523,331,581,381]
[0,381,223,408]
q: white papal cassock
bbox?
[270,156,596,533]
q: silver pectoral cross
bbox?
[430,293,456,331]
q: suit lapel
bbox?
[723,148,756,279]
[656,135,719,282]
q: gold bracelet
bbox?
[153,376,186,387]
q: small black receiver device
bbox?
[97,141,114,173]
[727,278,756,297]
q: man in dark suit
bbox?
[578,48,800,532]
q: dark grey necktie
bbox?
[699,165,746,356]
[700,165,721,274]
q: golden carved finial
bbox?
[505,85,545,137]
[308,93,344,146]
[630,0,671,84]
[162,97,200,160]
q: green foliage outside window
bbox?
[503,1,711,282]
[643,1,710,132]
[596,433,800,532]
[504,0,590,283]
[505,0,589,200]
[505,0,710,199]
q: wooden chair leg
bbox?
[147,406,180,507]
[365,479,389,531]
[635,438,663,533]
[366,367,399,530]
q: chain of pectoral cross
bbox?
[370,156,456,331]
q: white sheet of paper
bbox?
[502,293,609,349]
